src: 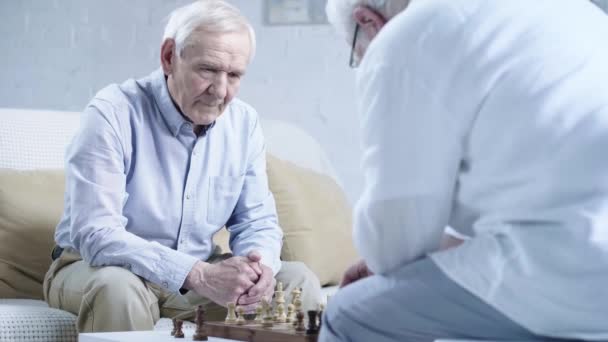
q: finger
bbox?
[340,268,356,288]
[238,302,260,314]
[247,266,273,298]
[339,275,352,288]
[247,250,262,262]
[248,261,263,276]
[231,258,260,282]
[243,266,260,282]
[238,294,261,305]
[246,252,263,275]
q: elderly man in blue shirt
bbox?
[42,0,321,333]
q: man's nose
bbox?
[208,72,228,99]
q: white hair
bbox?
[326,0,409,40]
[163,0,256,61]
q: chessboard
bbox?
[205,321,317,342]
[168,283,323,342]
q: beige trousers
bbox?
[43,248,322,333]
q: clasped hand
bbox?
[184,250,275,312]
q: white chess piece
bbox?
[235,306,246,325]
[286,303,295,323]
[225,302,237,324]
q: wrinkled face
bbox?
[166,29,251,126]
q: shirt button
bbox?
[162,281,169,288]
[186,194,191,200]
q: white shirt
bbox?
[354,0,608,339]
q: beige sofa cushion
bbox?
[266,154,357,285]
[0,170,65,299]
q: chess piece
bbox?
[193,305,208,341]
[292,297,303,327]
[171,318,177,336]
[225,302,237,324]
[291,287,301,305]
[174,319,185,338]
[306,310,319,335]
[286,303,295,323]
[254,305,264,323]
[261,298,274,328]
[295,311,306,332]
[275,301,286,323]
[274,281,286,323]
[236,306,246,325]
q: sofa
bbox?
[0,108,356,341]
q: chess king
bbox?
[42,0,322,332]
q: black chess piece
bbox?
[295,311,306,332]
[171,318,177,336]
[306,310,319,335]
[175,319,185,338]
[193,305,208,341]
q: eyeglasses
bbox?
[349,24,360,68]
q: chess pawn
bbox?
[291,287,301,305]
[175,319,185,338]
[236,306,246,325]
[275,302,287,323]
[254,305,264,323]
[261,298,274,328]
[295,311,306,332]
[306,310,319,335]
[286,304,295,323]
[193,305,208,341]
[225,302,237,324]
[292,297,303,326]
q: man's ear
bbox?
[160,39,176,76]
[353,5,387,41]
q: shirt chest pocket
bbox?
[207,175,245,226]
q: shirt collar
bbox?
[150,68,191,137]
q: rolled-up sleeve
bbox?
[226,114,283,276]
[65,101,198,292]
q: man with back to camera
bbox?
[43,0,322,333]
[321,0,608,341]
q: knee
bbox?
[321,289,353,341]
[85,266,148,303]
[286,261,320,286]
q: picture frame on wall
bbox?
[264,0,328,25]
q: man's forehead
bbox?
[182,30,250,67]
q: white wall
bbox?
[0,0,363,201]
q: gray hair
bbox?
[326,0,409,40]
[163,0,256,61]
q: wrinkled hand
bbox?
[340,260,373,288]
[184,254,262,307]
[236,251,276,313]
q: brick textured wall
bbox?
[0,0,363,201]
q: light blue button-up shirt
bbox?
[55,69,283,292]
